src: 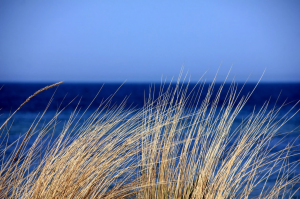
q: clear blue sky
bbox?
[0,1,299,82]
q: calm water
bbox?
[0,82,300,197]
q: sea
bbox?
[0,82,300,197]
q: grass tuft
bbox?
[0,75,299,198]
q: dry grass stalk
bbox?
[0,81,63,132]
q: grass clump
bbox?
[0,73,299,198]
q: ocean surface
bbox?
[0,82,300,197]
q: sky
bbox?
[0,0,299,83]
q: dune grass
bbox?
[0,74,299,198]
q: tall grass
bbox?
[0,74,299,198]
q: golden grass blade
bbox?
[0,81,63,131]
[10,126,32,167]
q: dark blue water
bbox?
[0,82,300,197]
[1,83,300,113]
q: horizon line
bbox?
[1,80,300,84]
